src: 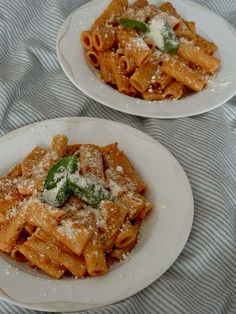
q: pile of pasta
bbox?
[0,135,152,279]
[81,0,221,100]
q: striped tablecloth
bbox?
[0,0,236,313]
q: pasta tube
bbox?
[50,134,68,158]
[19,243,65,279]
[111,219,142,259]
[142,90,165,100]
[10,244,28,262]
[79,144,106,185]
[117,29,151,67]
[119,191,145,220]
[111,241,136,259]
[138,200,153,219]
[103,142,146,194]
[123,4,159,22]
[81,30,94,49]
[19,134,68,194]
[99,51,116,84]
[164,81,185,99]
[92,26,116,51]
[0,199,19,215]
[0,209,26,252]
[24,199,92,256]
[92,0,128,30]
[130,60,159,92]
[0,177,22,202]
[177,43,220,74]
[159,2,181,18]
[99,200,128,253]
[66,144,81,156]
[114,220,138,248]
[86,48,100,67]
[118,55,136,75]
[151,69,173,90]
[27,230,87,277]
[24,223,36,235]
[161,57,206,92]
[129,0,148,9]
[0,212,5,224]
[195,35,217,55]
[83,232,108,276]
[111,60,137,96]
[21,146,47,177]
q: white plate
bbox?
[0,117,194,312]
[56,0,236,119]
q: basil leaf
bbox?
[40,155,114,208]
[56,180,71,206]
[162,23,179,53]
[43,156,79,190]
[40,181,71,207]
[69,177,114,209]
[41,156,79,206]
[119,18,148,32]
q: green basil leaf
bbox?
[119,18,148,32]
[40,180,71,207]
[41,156,79,206]
[69,177,114,209]
[161,23,179,53]
[40,155,114,208]
[43,156,79,190]
[56,180,71,206]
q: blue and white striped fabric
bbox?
[0,0,236,313]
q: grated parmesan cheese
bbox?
[148,16,165,51]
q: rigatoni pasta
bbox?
[0,134,152,279]
[81,0,221,101]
